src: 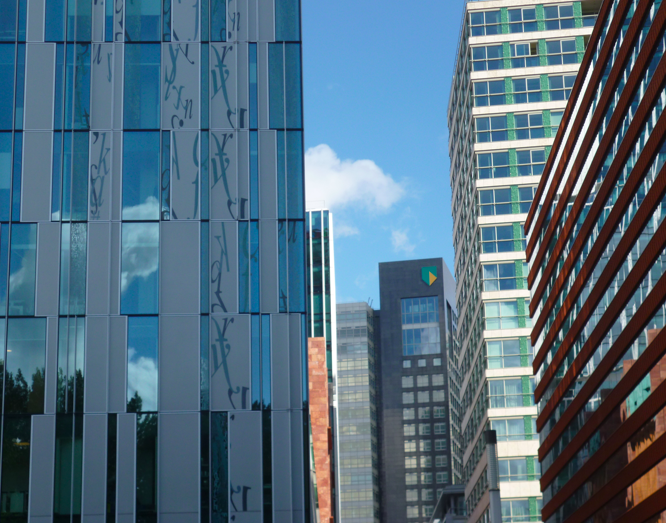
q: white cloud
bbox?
[391,228,416,254]
[121,220,160,293]
[305,144,405,212]
[127,348,158,411]
[334,223,360,238]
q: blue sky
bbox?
[302,0,465,308]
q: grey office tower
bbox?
[0,0,309,522]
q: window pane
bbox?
[121,223,159,314]
[123,132,160,220]
[127,316,159,411]
[8,224,37,317]
[125,0,161,41]
[124,44,161,129]
[5,317,46,413]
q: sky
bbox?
[302,0,466,309]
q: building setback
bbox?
[378,259,457,523]
[526,0,666,522]
[0,0,310,521]
[447,2,598,522]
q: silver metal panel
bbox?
[210,43,236,129]
[116,414,136,518]
[209,314,251,411]
[159,413,200,514]
[172,0,199,42]
[112,45,123,128]
[87,222,111,315]
[24,44,54,130]
[30,517,55,523]
[28,415,56,517]
[85,316,109,413]
[236,43,248,129]
[209,221,238,314]
[247,0,257,42]
[259,221,277,313]
[113,0,124,42]
[270,314,289,410]
[257,43,268,129]
[91,0,104,42]
[82,415,108,515]
[108,315,127,413]
[45,316,58,414]
[274,512,293,523]
[229,411,262,517]
[109,221,121,314]
[111,132,122,220]
[288,314,302,409]
[226,0,246,42]
[159,316,199,412]
[82,515,105,523]
[160,514,199,523]
[257,0,274,42]
[91,45,115,130]
[209,131,237,220]
[237,130,249,219]
[35,222,60,316]
[290,411,305,512]
[21,132,52,222]
[271,411,292,511]
[89,131,113,220]
[160,221,200,314]
[171,131,200,219]
[162,43,200,130]
[26,0,45,42]
[258,131,276,219]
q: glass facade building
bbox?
[0,0,310,521]
[336,302,381,523]
[526,1,666,523]
[447,2,598,523]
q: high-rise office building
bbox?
[526,1,666,523]
[0,0,309,521]
[377,259,457,523]
[336,302,382,523]
[448,2,598,522]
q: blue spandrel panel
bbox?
[0,45,14,131]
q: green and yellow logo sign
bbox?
[421,266,437,286]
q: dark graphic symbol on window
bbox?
[211,317,248,409]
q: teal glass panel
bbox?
[126,0,160,41]
[201,44,209,128]
[162,0,171,41]
[11,132,22,220]
[250,221,259,312]
[59,223,87,316]
[124,44,161,129]
[53,414,83,520]
[261,314,270,409]
[0,416,31,520]
[251,314,260,408]
[286,131,303,219]
[120,222,159,314]
[239,221,249,313]
[51,131,62,220]
[74,0,91,41]
[123,132,160,220]
[284,43,301,128]
[200,315,209,409]
[210,0,225,41]
[275,0,299,41]
[278,221,287,312]
[105,0,113,40]
[73,45,91,129]
[0,224,8,313]
[250,131,258,219]
[277,131,286,219]
[200,0,207,41]
[211,412,228,521]
[136,413,158,521]
[201,221,209,313]
[127,316,158,411]
[71,131,89,219]
[201,412,210,521]
[0,45,14,130]
[160,130,170,219]
[249,43,257,128]
[201,130,209,219]
[61,131,72,219]
[5,317,46,413]
[0,0,17,41]
[268,44,284,129]
[57,317,85,413]
[288,221,305,312]
[8,223,36,317]
[0,132,12,220]
[13,45,24,129]
[17,0,26,41]
[54,44,63,129]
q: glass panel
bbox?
[0,416,31,520]
[211,412,229,521]
[136,413,158,521]
[123,132,160,220]
[284,43,302,128]
[127,316,158,412]
[0,45,14,130]
[268,43,284,129]
[5,317,46,413]
[210,0,226,41]
[275,0,299,41]
[0,133,11,221]
[126,0,161,41]
[124,44,161,129]
[8,224,37,317]
[59,223,87,316]
[121,222,159,314]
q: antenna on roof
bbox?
[368,298,373,308]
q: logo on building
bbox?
[421,266,437,286]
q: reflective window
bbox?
[508,7,536,33]
[475,115,508,143]
[403,360,412,368]
[420,440,431,452]
[471,45,503,72]
[123,132,160,220]
[405,456,417,468]
[436,456,447,468]
[418,407,430,419]
[433,358,441,366]
[0,0,17,41]
[544,4,575,30]
[501,499,531,522]
[402,376,414,388]
[404,424,415,436]
[516,149,545,176]
[8,224,37,317]
[510,42,539,68]
[473,80,505,107]
[435,472,448,484]
[488,338,533,369]
[0,46,14,130]
[515,113,544,140]
[54,413,84,520]
[5,318,46,413]
[499,458,531,481]
[403,392,414,404]
[407,505,419,517]
[124,44,160,129]
[406,489,418,502]
[470,10,501,36]
[136,413,158,519]
[57,317,85,413]
[479,188,511,216]
[421,472,432,484]
[121,223,159,315]
[402,296,438,324]
[546,39,578,65]
[403,408,415,420]
[512,77,541,104]
[0,224,7,311]
[417,391,430,403]
[432,390,446,402]
[480,224,526,253]
[402,326,440,356]
[435,439,447,451]
[489,378,535,408]
[550,110,564,135]
[419,423,430,436]
[420,455,432,468]
[127,316,159,412]
[59,223,87,315]
[549,74,576,101]
[0,133,10,220]
[482,262,527,291]
[434,423,446,435]
[477,151,509,179]
[1,416,31,520]
[422,489,434,501]
[432,375,444,387]
[125,0,161,41]
[492,417,536,441]
[404,440,416,452]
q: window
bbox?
[435,439,447,451]
[5,318,47,414]
[550,111,564,135]
[418,359,427,367]
[492,417,537,441]
[403,360,412,368]
[480,224,526,253]
[403,327,440,356]
[517,149,546,176]
[418,391,430,403]
[406,490,418,502]
[406,474,418,486]
[420,440,432,452]
[8,224,37,316]
[508,7,536,33]
[407,505,419,517]
[419,423,431,436]
[544,4,575,30]
[488,338,533,368]
[499,458,532,481]
[483,262,527,291]
[405,456,417,469]
[436,472,448,484]
[421,472,433,484]
[434,423,447,435]
[477,151,510,179]
[475,115,508,143]
[471,45,503,72]
[515,113,544,140]
[512,77,541,104]
[546,39,577,65]
[423,505,435,518]
[402,296,439,324]
[479,188,512,216]
[124,44,161,129]
[121,222,160,315]
[433,390,446,402]
[489,378,535,408]
[434,406,446,418]
[485,300,530,330]
[417,375,429,387]
[470,10,501,36]
[403,392,414,404]
[519,187,536,213]
[510,42,539,68]
[433,358,442,366]
[419,407,431,419]
[125,0,161,41]
[127,316,159,411]
[422,489,434,501]
[501,499,530,523]
[404,424,416,436]
[474,80,506,107]
[405,440,417,452]
[403,408,415,420]
[436,456,448,468]
[549,74,576,101]
[403,376,414,388]
[432,374,444,386]
[420,456,432,468]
